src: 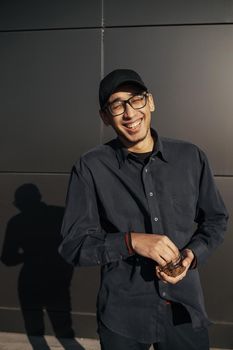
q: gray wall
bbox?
[0,0,232,348]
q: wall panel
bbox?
[0,173,99,337]
[0,173,68,309]
[105,0,233,26]
[200,177,233,347]
[0,0,102,30]
[103,25,233,175]
[0,29,101,172]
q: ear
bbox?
[100,109,110,126]
[148,93,155,112]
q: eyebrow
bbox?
[109,91,143,105]
[109,97,129,104]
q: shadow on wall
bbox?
[1,183,85,350]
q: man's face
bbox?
[100,84,155,149]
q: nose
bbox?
[123,102,136,119]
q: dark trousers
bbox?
[98,303,209,350]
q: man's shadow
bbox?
[1,183,85,350]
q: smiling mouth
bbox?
[124,118,142,130]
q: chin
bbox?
[120,130,149,146]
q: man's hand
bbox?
[155,249,195,285]
[130,232,180,266]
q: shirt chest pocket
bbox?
[172,194,196,215]
[167,193,197,231]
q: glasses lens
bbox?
[109,100,124,116]
[130,94,146,109]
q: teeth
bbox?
[127,119,142,129]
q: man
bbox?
[59,69,228,350]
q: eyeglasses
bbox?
[105,92,149,117]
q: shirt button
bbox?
[149,192,153,197]
[145,168,148,173]
[154,217,159,222]
[162,292,166,297]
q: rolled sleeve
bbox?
[59,160,132,266]
[186,150,228,265]
[105,232,132,261]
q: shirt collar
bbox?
[114,128,168,168]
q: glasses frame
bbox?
[105,91,149,117]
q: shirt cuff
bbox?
[105,232,133,262]
[124,232,135,255]
[189,254,197,269]
[186,240,208,266]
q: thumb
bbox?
[182,249,194,267]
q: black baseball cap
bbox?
[99,69,147,110]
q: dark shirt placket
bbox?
[142,156,171,340]
[143,157,164,234]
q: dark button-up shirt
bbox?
[59,130,228,343]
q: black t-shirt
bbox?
[130,151,153,164]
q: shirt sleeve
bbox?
[59,159,131,266]
[186,149,229,265]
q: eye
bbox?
[132,95,143,101]
[130,95,145,107]
[110,100,124,114]
[111,101,123,109]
